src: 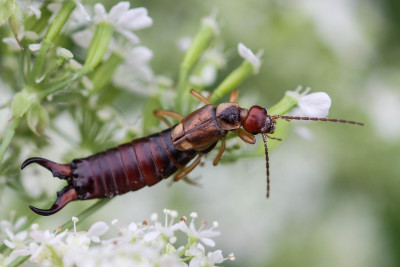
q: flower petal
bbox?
[200,237,216,247]
[116,29,140,44]
[238,43,261,73]
[297,92,331,117]
[143,231,161,242]
[109,2,130,22]
[88,221,109,238]
[93,3,107,23]
[4,239,15,249]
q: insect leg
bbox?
[237,128,256,144]
[189,89,211,105]
[173,154,203,182]
[265,134,282,141]
[213,136,226,166]
[153,110,184,127]
[229,89,239,103]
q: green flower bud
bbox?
[83,22,114,71]
[11,90,37,118]
[0,0,16,25]
[27,103,49,135]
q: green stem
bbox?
[209,61,254,104]
[0,117,22,166]
[7,255,30,267]
[60,199,112,231]
[268,93,298,115]
[30,0,76,84]
[176,23,216,113]
[37,68,90,98]
[178,238,197,257]
[29,40,51,85]
[44,0,76,43]
[84,23,114,71]
[90,53,124,93]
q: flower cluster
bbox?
[0,210,235,266]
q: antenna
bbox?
[270,115,364,126]
[261,133,270,198]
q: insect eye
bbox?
[252,130,258,135]
[262,108,267,115]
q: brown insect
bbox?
[21,89,363,215]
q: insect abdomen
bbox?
[71,128,198,200]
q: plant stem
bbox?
[90,53,124,93]
[7,255,30,267]
[37,68,90,98]
[0,117,22,166]
[209,61,254,104]
[30,0,76,84]
[60,199,112,231]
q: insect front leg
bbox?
[153,110,184,127]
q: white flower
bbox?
[26,5,41,19]
[187,244,224,267]
[143,209,181,243]
[3,210,231,266]
[178,213,220,247]
[93,2,153,44]
[238,43,262,73]
[201,9,220,35]
[189,45,226,87]
[86,221,109,243]
[122,46,154,81]
[112,46,155,94]
[287,86,332,118]
[48,0,90,24]
[177,37,192,51]
[57,47,73,60]
[28,43,41,52]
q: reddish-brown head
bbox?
[242,106,275,135]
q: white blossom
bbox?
[201,9,220,35]
[93,2,153,44]
[1,211,233,266]
[238,43,262,73]
[57,47,73,60]
[178,213,220,247]
[28,43,41,52]
[48,0,90,24]
[287,86,332,118]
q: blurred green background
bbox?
[1,0,400,266]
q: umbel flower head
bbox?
[1,210,235,266]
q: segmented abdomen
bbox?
[70,128,198,200]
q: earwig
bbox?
[22,89,364,215]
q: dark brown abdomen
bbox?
[70,128,198,200]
